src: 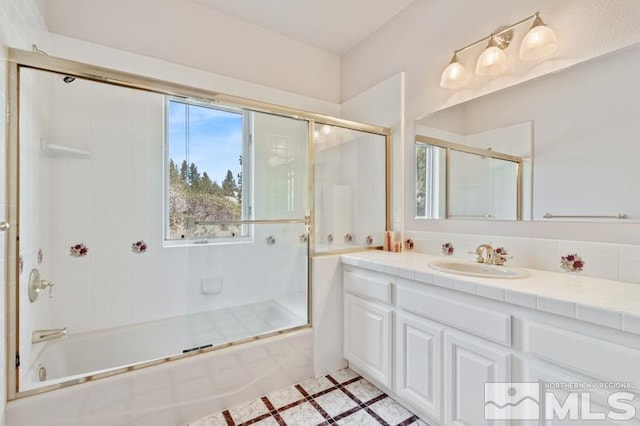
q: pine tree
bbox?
[179,160,188,184]
[222,169,237,198]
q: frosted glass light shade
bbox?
[475,46,506,76]
[520,24,557,60]
[440,60,467,89]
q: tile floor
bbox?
[184,368,428,426]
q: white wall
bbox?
[41,0,341,103]
[341,0,640,245]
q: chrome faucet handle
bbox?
[45,280,55,298]
[28,269,55,302]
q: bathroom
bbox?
[1,0,640,425]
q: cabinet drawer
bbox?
[525,321,640,386]
[397,286,511,346]
[343,268,392,304]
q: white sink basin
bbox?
[429,260,530,279]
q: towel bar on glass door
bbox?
[542,213,627,219]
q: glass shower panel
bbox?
[17,67,309,394]
[252,112,309,221]
[183,222,308,353]
[183,110,309,353]
[314,125,387,253]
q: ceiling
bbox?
[189,0,416,54]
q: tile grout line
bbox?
[222,410,234,426]
[205,371,423,426]
[262,396,287,426]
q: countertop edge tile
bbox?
[622,312,640,334]
[537,296,576,318]
[575,304,623,329]
[453,278,477,295]
[504,289,538,309]
[476,283,506,301]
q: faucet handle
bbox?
[45,280,55,298]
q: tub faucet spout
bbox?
[32,328,68,344]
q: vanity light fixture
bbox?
[440,11,557,89]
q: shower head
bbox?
[62,76,76,84]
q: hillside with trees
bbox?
[168,159,242,239]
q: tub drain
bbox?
[38,365,47,382]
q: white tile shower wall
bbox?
[405,230,640,284]
[40,72,307,336]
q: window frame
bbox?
[163,96,253,247]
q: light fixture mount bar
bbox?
[454,12,540,55]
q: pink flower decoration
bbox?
[132,240,147,254]
[561,253,585,272]
[442,242,454,255]
[404,238,415,250]
[70,243,88,257]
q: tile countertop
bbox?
[341,251,640,336]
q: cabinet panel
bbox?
[396,312,444,422]
[344,294,392,387]
[526,362,640,426]
[445,331,511,426]
[525,321,640,386]
[343,268,392,304]
[398,285,512,346]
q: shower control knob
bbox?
[28,269,55,302]
[0,221,8,231]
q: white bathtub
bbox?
[8,327,313,426]
[23,299,306,391]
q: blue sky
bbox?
[168,100,242,184]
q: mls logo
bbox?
[485,382,540,420]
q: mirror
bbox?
[416,130,527,220]
[416,42,640,222]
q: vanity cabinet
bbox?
[395,312,444,421]
[395,300,511,425]
[342,259,640,426]
[343,268,393,387]
[443,330,511,426]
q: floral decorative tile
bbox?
[561,253,585,272]
[132,240,147,253]
[442,242,454,255]
[70,243,88,257]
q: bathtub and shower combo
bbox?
[3,47,390,422]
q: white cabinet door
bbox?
[343,293,393,387]
[525,361,640,426]
[396,311,444,423]
[445,331,511,426]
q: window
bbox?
[165,98,250,242]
